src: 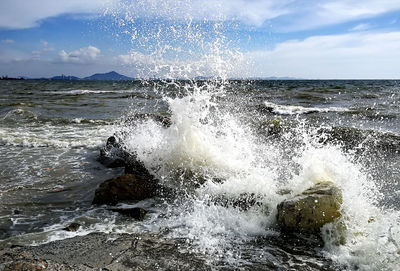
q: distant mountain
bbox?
[82,71,134,81]
[50,75,80,80]
[27,72,301,81]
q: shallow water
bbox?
[0,79,399,270]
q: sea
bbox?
[0,79,399,270]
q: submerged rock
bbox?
[276,182,342,233]
[62,222,81,232]
[98,136,128,168]
[98,135,155,177]
[213,193,264,211]
[108,207,148,220]
[92,174,161,205]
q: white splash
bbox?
[264,101,349,115]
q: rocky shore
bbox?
[1,131,344,271]
[0,232,210,271]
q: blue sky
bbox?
[0,0,400,79]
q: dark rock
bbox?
[62,222,81,232]
[98,135,155,176]
[213,193,264,211]
[277,182,342,233]
[124,156,150,176]
[258,118,285,136]
[92,174,161,205]
[108,207,148,220]
[98,136,129,168]
[153,115,172,127]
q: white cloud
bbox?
[1,39,15,44]
[2,0,399,31]
[244,31,400,79]
[268,0,400,31]
[0,0,114,29]
[58,46,101,64]
[31,50,41,60]
[350,23,371,32]
[41,40,49,47]
[107,0,400,30]
[40,40,55,51]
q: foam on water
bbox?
[44,89,143,95]
[264,101,350,115]
[0,110,116,148]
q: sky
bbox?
[0,0,400,79]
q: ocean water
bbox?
[0,79,399,270]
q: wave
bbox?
[1,108,114,126]
[318,126,400,154]
[1,108,38,121]
[263,101,349,115]
[255,117,400,154]
[0,124,115,148]
[116,84,399,270]
[44,89,143,95]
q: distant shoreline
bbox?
[0,76,24,80]
[1,78,399,82]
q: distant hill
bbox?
[50,75,80,80]
[82,71,133,81]
[29,71,134,81]
[26,72,301,81]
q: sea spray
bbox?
[102,1,400,269]
[118,88,400,268]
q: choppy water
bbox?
[0,79,399,270]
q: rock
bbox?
[1,232,210,270]
[108,207,148,220]
[92,174,161,205]
[0,252,48,271]
[98,136,130,168]
[4,260,47,271]
[213,193,264,211]
[276,182,342,233]
[124,156,151,176]
[62,222,81,232]
[258,118,285,136]
[98,136,154,176]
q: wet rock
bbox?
[277,182,342,233]
[98,136,128,168]
[0,252,48,271]
[258,118,285,136]
[62,222,81,232]
[108,207,148,220]
[213,193,264,211]
[2,232,210,271]
[98,135,155,177]
[3,260,47,271]
[124,156,151,176]
[92,174,161,205]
